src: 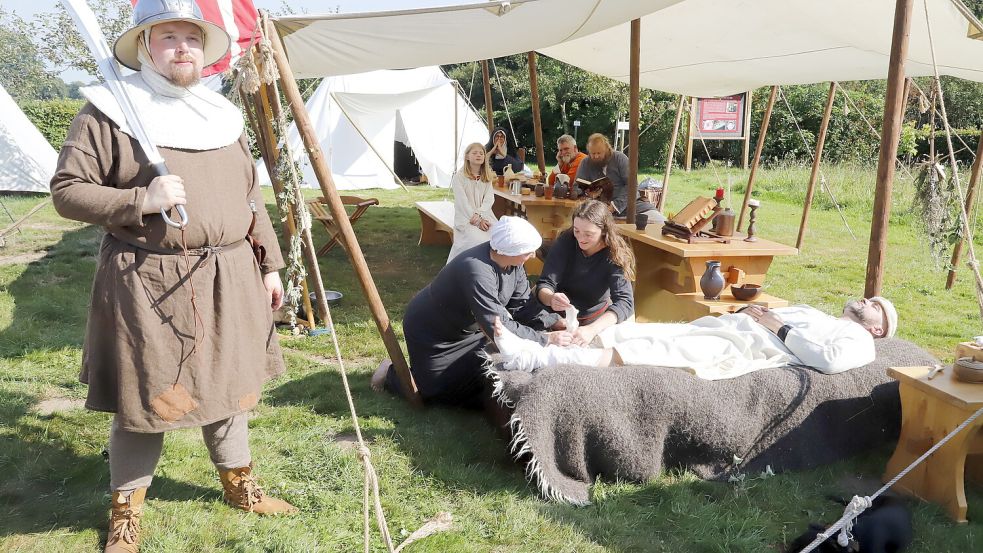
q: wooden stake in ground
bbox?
[737,85,778,231]
[626,18,641,224]
[264,17,422,407]
[527,52,547,177]
[796,82,837,250]
[659,95,686,212]
[481,60,494,132]
[865,0,914,298]
[946,128,983,289]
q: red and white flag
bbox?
[131,0,260,77]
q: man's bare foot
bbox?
[371,359,392,392]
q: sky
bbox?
[4,0,479,81]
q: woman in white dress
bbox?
[447,142,498,262]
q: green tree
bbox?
[0,8,65,100]
[33,0,132,78]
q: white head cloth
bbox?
[870,296,898,338]
[490,216,542,256]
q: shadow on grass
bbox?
[0,228,216,540]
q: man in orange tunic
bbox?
[547,134,587,187]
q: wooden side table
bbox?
[883,365,983,522]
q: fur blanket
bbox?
[488,338,938,505]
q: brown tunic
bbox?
[50,103,286,433]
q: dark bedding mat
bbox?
[488,338,939,505]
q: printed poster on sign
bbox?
[695,93,746,140]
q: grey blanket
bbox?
[488,338,938,505]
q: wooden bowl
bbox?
[954,358,983,384]
[731,283,762,301]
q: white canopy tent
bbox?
[0,84,56,193]
[271,0,983,95]
[258,66,489,190]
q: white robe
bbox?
[447,171,498,263]
[596,305,876,380]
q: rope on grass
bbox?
[776,86,856,240]
[797,403,983,553]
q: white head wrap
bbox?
[870,296,898,338]
[490,216,542,256]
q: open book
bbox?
[575,176,613,202]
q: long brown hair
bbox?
[461,142,494,183]
[569,199,636,281]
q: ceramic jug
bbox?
[700,260,725,300]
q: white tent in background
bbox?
[0,84,56,193]
[258,66,489,190]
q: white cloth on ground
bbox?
[447,171,498,263]
[597,305,875,379]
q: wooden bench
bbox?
[307,195,379,255]
[415,200,455,246]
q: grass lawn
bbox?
[1,163,981,552]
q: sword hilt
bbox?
[152,161,189,229]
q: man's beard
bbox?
[169,59,201,87]
[558,153,574,165]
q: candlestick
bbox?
[744,200,759,242]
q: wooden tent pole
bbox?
[865,0,914,298]
[254,82,329,328]
[627,18,641,224]
[265,17,422,407]
[659,95,686,212]
[453,80,460,170]
[742,90,753,170]
[527,52,547,177]
[796,82,837,250]
[684,97,695,171]
[946,129,983,289]
[240,83,318,330]
[481,60,494,132]
[737,85,778,231]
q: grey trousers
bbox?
[109,414,251,491]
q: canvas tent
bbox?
[258,66,488,190]
[0,84,56,193]
[271,0,983,94]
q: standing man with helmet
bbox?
[50,1,296,551]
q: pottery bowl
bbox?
[731,283,762,301]
[954,357,983,384]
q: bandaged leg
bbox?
[494,321,607,371]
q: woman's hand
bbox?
[571,324,599,347]
[470,213,481,226]
[142,175,187,214]
[263,271,284,311]
[549,292,572,312]
[547,330,573,346]
[477,218,491,232]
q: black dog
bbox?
[785,495,913,553]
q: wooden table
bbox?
[883,365,983,523]
[618,223,798,322]
[491,185,581,241]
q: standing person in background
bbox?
[447,142,498,262]
[576,133,656,218]
[50,2,295,551]
[486,127,524,175]
[547,134,587,187]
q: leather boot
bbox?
[218,464,298,515]
[105,487,146,553]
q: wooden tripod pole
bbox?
[865,0,914,298]
[626,18,641,224]
[481,60,494,132]
[796,82,837,250]
[946,129,983,289]
[738,85,778,231]
[240,83,318,330]
[527,52,547,176]
[741,90,753,170]
[684,97,695,171]
[659,95,686,212]
[265,17,422,406]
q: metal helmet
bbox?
[113,0,231,71]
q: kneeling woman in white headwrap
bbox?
[374,217,570,406]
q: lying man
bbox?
[493,297,898,379]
